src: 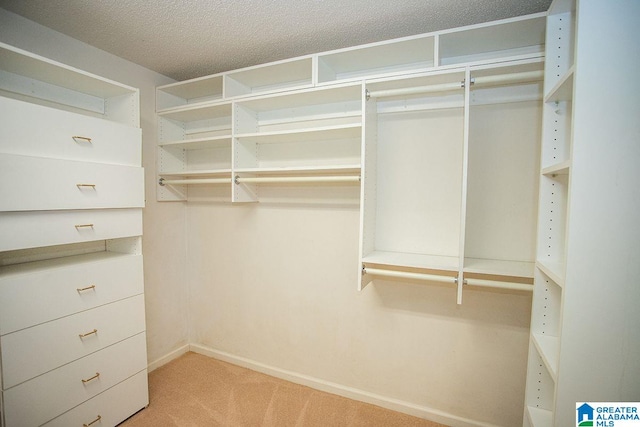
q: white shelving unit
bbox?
[156,13,547,302]
[524,1,640,425]
[0,42,147,427]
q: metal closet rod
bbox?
[464,278,533,292]
[234,175,360,184]
[159,177,231,186]
[367,70,544,99]
[362,266,457,285]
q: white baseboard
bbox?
[147,344,190,372]
[189,343,499,427]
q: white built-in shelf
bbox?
[159,169,232,177]
[157,100,231,121]
[317,35,435,84]
[532,333,559,380]
[156,74,223,110]
[234,165,361,176]
[536,260,565,288]
[526,406,553,427]
[362,251,459,273]
[0,42,138,126]
[544,66,574,103]
[439,15,546,66]
[159,136,232,150]
[234,123,361,144]
[225,57,313,99]
[541,160,571,176]
[463,258,534,279]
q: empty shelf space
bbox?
[157,101,231,121]
[156,75,223,110]
[463,258,534,278]
[317,35,435,84]
[362,251,459,272]
[159,136,231,150]
[439,15,546,66]
[234,123,361,144]
[225,57,313,99]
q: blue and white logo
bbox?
[577,402,640,426]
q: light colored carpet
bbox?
[120,352,448,427]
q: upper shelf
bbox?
[157,13,546,112]
[0,42,139,126]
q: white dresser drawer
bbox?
[0,209,142,252]
[1,294,146,389]
[2,332,147,427]
[0,96,141,166]
[0,153,144,212]
[0,252,143,335]
[43,370,149,427]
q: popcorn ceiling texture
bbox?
[0,0,551,81]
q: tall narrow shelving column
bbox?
[524,1,640,425]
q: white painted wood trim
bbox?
[147,343,190,372]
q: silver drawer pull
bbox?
[81,372,100,384]
[75,224,94,229]
[79,328,98,338]
[83,415,102,427]
[76,183,96,189]
[77,284,96,292]
[72,135,92,143]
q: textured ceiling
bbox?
[0,0,551,81]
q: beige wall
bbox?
[0,9,533,426]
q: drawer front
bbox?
[2,332,147,427]
[0,154,144,211]
[0,209,142,252]
[0,253,143,335]
[1,294,146,389]
[0,96,141,165]
[43,370,149,427]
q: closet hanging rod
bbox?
[366,70,544,99]
[235,175,360,184]
[362,266,456,285]
[463,278,533,292]
[159,177,232,186]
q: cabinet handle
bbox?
[72,135,92,143]
[77,284,96,292]
[81,372,100,384]
[79,328,98,338]
[76,184,96,189]
[75,224,94,229]
[83,415,102,427]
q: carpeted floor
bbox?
[120,352,448,427]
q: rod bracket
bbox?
[158,177,166,186]
[365,89,370,101]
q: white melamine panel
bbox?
[225,57,313,99]
[43,370,149,427]
[374,107,464,264]
[439,15,546,66]
[0,252,143,334]
[1,294,145,389]
[464,99,541,275]
[0,154,144,211]
[0,209,142,252]
[317,35,435,84]
[157,74,223,110]
[0,96,141,165]
[2,332,147,427]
